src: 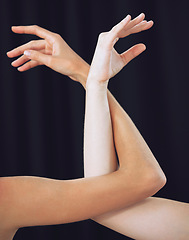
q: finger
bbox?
[104,15,131,48]
[17,60,40,72]
[23,50,52,66]
[7,40,46,58]
[120,43,146,66]
[11,55,29,67]
[11,25,59,45]
[11,48,50,68]
[129,20,154,35]
[111,14,131,37]
[113,15,153,39]
[126,13,145,31]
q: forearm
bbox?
[84,80,117,177]
[0,71,158,231]
[84,75,188,239]
[81,65,188,240]
[80,63,165,184]
[0,168,160,230]
[83,66,165,225]
[94,197,189,240]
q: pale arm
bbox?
[83,14,170,240]
[1,14,164,235]
[84,61,189,240]
[93,197,189,240]
[88,78,189,240]
[82,19,189,240]
[7,15,188,239]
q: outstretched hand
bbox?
[87,13,153,84]
[7,26,88,82]
[7,13,153,84]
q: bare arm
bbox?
[10,16,188,240]
[93,197,189,240]
[81,17,189,240]
[4,14,165,235]
[84,61,189,240]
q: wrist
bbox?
[74,61,90,89]
[86,78,108,91]
[86,73,109,89]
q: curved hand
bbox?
[7,13,153,83]
[87,13,153,83]
[6,26,87,82]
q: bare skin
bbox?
[7,14,189,240]
[4,13,169,240]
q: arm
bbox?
[5,14,165,233]
[93,198,189,240]
[7,14,164,181]
[83,13,166,193]
[8,15,189,240]
[82,17,189,240]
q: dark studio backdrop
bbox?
[0,0,189,239]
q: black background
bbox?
[0,0,189,239]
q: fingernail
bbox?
[24,50,31,57]
[123,15,131,22]
[139,13,145,17]
[11,61,15,66]
[11,26,17,30]
[149,20,154,25]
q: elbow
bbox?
[142,167,167,197]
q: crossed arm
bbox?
[82,16,189,240]
[4,13,188,240]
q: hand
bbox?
[6,26,89,83]
[7,13,153,85]
[87,13,153,84]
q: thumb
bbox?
[121,43,146,66]
[24,50,52,66]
